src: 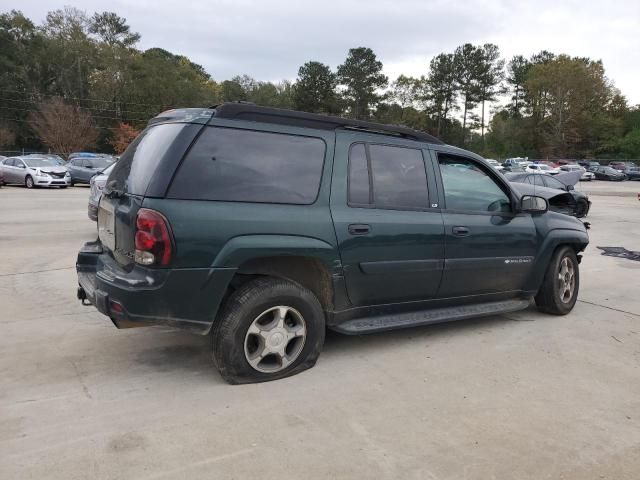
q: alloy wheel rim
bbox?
[244,306,307,373]
[26,177,33,188]
[558,257,576,303]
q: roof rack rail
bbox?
[209,103,444,145]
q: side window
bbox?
[347,142,429,210]
[15,160,25,168]
[348,144,371,205]
[438,154,511,213]
[169,127,326,205]
[5,159,14,166]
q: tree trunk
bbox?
[462,95,468,146]
[481,98,485,142]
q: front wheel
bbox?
[212,277,325,384]
[535,246,580,315]
[575,199,589,218]
[25,175,34,188]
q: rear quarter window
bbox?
[168,127,326,205]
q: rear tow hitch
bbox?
[77,286,91,306]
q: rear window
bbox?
[108,123,186,195]
[168,127,326,204]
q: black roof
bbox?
[210,102,444,145]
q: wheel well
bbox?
[231,256,334,311]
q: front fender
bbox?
[525,227,589,292]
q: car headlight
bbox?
[37,170,50,177]
[65,171,70,177]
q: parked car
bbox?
[560,164,594,181]
[609,161,635,171]
[67,156,115,185]
[502,164,526,173]
[486,159,504,172]
[590,166,627,181]
[578,160,601,169]
[88,163,115,221]
[0,156,70,188]
[525,163,560,175]
[621,166,640,180]
[505,172,591,217]
[76,104,589,384]
[0,155,5,186]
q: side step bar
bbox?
[332,298,531,335]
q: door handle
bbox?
[452,226,470,237]
[348,224,371,235]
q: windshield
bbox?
[24,158,57,167]
[603,167,619,174]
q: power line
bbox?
[0,96,161,117]
[0,88,177,109]
[0,116,126,131]
[0,105,150,123]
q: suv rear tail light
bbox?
[134,208,174,266]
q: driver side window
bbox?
[438,154,511,213]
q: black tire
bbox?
[212,277,325,384]
[535,246,580,315]
[25,175,34,189]
[575,199,589,218]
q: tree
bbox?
[293,61,338,113]
[0,126,16,148]
[89,12,140,47]
[388,75,419,120]
[425,53,458,137]
[28,97,98,156]
[525,55,618,158]
[337,47,388,119]
[507,55,530,116]
[453,44,483,145]
[476,44,505,141]
[110,122,139,153]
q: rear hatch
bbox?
[99,109,213,267]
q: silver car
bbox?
[88,163,114,220]
[0,156,71,188]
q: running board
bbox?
[332,298,531,335]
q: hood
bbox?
[29,165,68,173]
[555,171,582,187]
[510,182,571,201]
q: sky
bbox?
[6,0,640,106]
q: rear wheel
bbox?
[25,175,34,189]
[212,277,325,384]
[535,246,579,315]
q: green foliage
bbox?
[337,47,388,119]
[293,61,339,114]
[0,8,637,160]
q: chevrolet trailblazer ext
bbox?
[76,104,589,384]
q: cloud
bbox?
[13,0,640,103]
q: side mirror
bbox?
[520,195,548,214]
[566,184,574,191]
[19,164,26,169]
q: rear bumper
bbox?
[76,240,236,334]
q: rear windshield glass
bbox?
[108,123,185,195]
[168,126,326,204]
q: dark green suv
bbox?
[77,104,589,383]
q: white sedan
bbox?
[485,159,504,171]
[560,164,594,181]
